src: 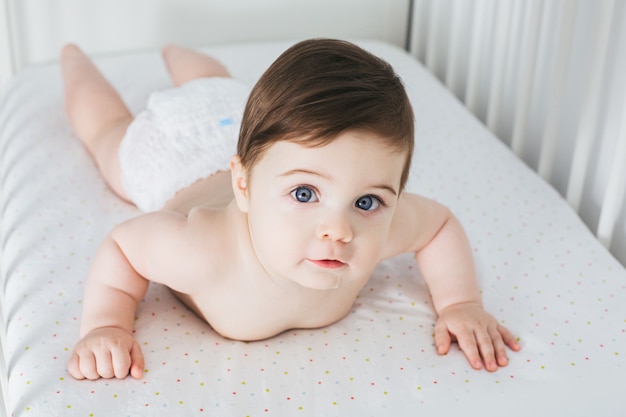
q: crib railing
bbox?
[408,0,626,266]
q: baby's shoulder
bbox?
[384,191,452,258]
[184,205,240,254]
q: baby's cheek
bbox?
[357,239,386,266]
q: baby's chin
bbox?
[291,272,343,291]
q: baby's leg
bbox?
[162,45,230,86]
[61,44,132,202]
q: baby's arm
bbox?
[67,231,148,380]
[67,211,190,380]
[388,193,521,371]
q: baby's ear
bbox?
[230,155,249,212]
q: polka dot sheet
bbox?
[1,41,625,417]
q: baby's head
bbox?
[237,38,414,190]
[232,39,415,290]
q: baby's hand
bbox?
[434,302,521,372]
[67,327,144,380]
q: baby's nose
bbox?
[316,213,353,243]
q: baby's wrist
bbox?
[80,324,133,338]
[437,299,483,314]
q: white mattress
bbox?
[1,40,625,416]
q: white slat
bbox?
[444,0,467,94]
[537,0,577,181]
[485,0,514,131]
[464,0,488,111]
[566,0,615,210]
[0,0,15,88]
[0,2,12,413]
[408,0,428,60]
[597,97,626,247]
[424,0,442,72]
[0,294,6,417]
[510,0,543,156]
[596,14,626,248]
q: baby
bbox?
[62,39,520,380]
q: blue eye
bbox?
[355,195,380,211]
[292,186,318,203]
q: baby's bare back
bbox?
[163,170,235,214]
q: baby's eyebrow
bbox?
[279,169,330,179]
[371,184,398,196]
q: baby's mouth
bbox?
[308,259,346,269]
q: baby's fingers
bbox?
[110,344,133,379]
[456,331,484,370]
[67,352,86,380]
[487,326,510,368]
[94,347,118,379]
[498,324,522,352]
[478,325,521,371]
[476,329,500,372]
[108,339,145,379]
[68,350,100,380]
[129,341,145,379]
[434,320,453,355]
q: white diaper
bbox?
[119,77,249,211]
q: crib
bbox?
[1,1,625,416]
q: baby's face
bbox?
[233,130,406,290]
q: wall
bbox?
[0,0,409,89]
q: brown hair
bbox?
[237,38,414,190]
